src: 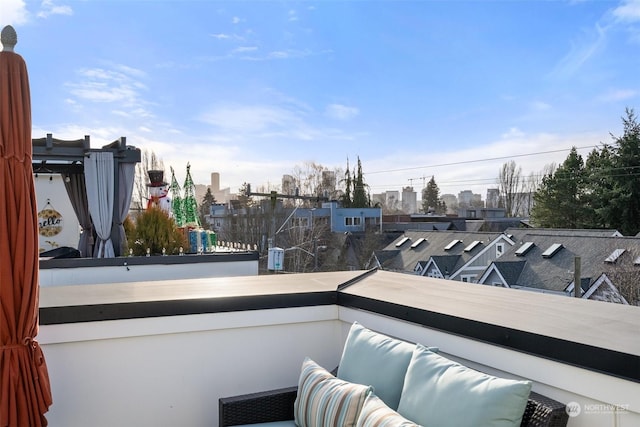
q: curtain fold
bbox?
[61,172,93,257]
[113,162,136,256]
[84,151,115,258]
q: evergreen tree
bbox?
[583,146,615,229]
[199,187,216,230]
[422,176,446,214]
[352,157,370,207]
[341,159,352,208]
[606,108,640,235]
[531,147,588,228]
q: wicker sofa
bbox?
[219,323,569,427]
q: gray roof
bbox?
[492,260,526,284]
[379,230,504,273]
[487,232,640,293]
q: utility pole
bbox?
[245,184,330,248]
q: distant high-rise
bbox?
[486,188,500,209]
[282,174,296,196]
[211,172,220,192]
[402,186,417,214]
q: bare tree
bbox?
[290,161,343,205]
[497,160,524,217]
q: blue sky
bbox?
[3,0,640,199]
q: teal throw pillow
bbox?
[396,345,532,427]
[337,322,416,411]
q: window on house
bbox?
[345,217,362,226]
[344,216,361,226]
[496,243,505,258]
[427,268,441,278]
[461,275,475,283]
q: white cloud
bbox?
[65,64,152,121]
[325,104,359,121]
[212,33,230,39]
[530,101,552,111]
[233,46,258,53]
[288,10,298,22]
[200,105,299,134]
[37,0,72,19]
[550,23,607,78]
[501,127,525,139]
[232,16,241,24]
[0,0,29,25]
[612,0,640,22]
[598,88,638,102]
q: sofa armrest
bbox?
[520,391,569,427]
[219,386,297,427]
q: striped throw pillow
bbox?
[356,394,420,427]
[294,357,371,427]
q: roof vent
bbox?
[464,241,482,252]
[395,236,410,248]
[444,239,462,251]
[515,242,535,257]
[411,237,426,249]
[605,248,625,263]
[541,243,563,258]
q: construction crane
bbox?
[409,175,428,188]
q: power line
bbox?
[365,145,599,175]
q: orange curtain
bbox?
[0,48,52,427]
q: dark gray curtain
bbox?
[113,162,136,256]
[62,172,93,257]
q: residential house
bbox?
[367,230,514,283]
[477,231,640,304]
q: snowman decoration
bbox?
[147,170,172,215]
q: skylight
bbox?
[395,237,410,248]
[541,243,563,258]
[515,242,535,257]
[411,238,426,249]
[444,239,462,251]
[604,249,625,263]
[464,241,481,252]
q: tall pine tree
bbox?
[606,108,640,235]
[352,157,370,208]
[531,147,588,228]
[422,176,446,214]
[341,158,352,208]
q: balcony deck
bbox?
[38,269,639,427]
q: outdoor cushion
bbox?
[396,344,532,427]
[356,393,421,427]
[294,357,371,427]
[337,322,416,410]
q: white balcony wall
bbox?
[38,305,639,427]
[39,258,258,286]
